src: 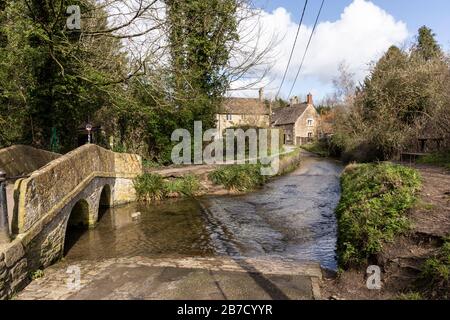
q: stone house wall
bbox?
[294,105,320,144]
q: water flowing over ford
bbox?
[64,153,343,271]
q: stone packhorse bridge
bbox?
[0,144,142,299]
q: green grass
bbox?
[165,174,201,197]
[417,151,450,170]
[208,164,268,192]
[336,162,421,267]
[134,173,201,201]
[301,142,330,157]
[134,173,166,201]
[421,238,450,298]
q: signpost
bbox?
[86,123,93,144]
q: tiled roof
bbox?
[219,98,269,115]
[272,103,308,125]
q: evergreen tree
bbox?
[413,26,442,61]
[361,46,408,115]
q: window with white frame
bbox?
[308,132,313,138]
[226,114,232,121]
[307,118,313,127]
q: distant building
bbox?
[216,88,270,133]
[271,93,320,145]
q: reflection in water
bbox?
[64,199,216,261]
[64,156,342,271]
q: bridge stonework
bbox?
[0,145,142,299]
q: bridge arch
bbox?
[68,199,91,228]
[63,199,91,256]
[99,184,112,207]
[98,184,112,222]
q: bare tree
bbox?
[332,61,356,106]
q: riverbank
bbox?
[321,162,450,300]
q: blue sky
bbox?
[241,0,450,101]
[257,0,450,46]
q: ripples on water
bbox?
[64,157,343,271]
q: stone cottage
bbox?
[216,88,270,133]
[271,93,320,145]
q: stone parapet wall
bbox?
[0,145,61,177]
[15,144,142,234]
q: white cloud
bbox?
[230,0,409,99]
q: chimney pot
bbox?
[307,93,313,105]
[259,88,264,102]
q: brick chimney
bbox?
[259,87,264,102]
[307,93,313,105]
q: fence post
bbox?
[0,169,11,244]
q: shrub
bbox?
[134,173,166,201]
[336,162,421,267]
[134,173,201,201]
[208,164,267,192]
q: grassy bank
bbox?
[135,148,302,199]
[336,162,421,267]
[208,148,302,192]
[134,173,201,201]
[417,151,450,170]
[208,164,267,192]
